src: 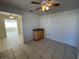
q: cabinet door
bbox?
[33,30,44,41]
[33,31,38,40]
[37,30,44,39]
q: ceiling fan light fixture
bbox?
[42,5,46,12]
[31,0,60,12]
[46,6,50,10]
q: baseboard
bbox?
[45,38,78,48]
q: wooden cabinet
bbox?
[33,28,44,41]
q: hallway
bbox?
[0,30,23,51]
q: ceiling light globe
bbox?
[46,6,50,10]
[9,16,14,19]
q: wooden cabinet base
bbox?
[33,28,44,41]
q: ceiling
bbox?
[0,11,19,16]
[0,0,79,14]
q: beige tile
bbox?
[13,50,22,56]
[64,55,74,59]
[20,45,30,50]
[36,47,46,56]
[20,45,37,56]
[46,48,56,55]
[23,48,35,56]
[0,40,2,58]
[15,53,29,59]
[0,51,2,59]
[30,53,40,59]
[42,51,52,59]
[52,46,64,59]
[12,46,21,52]
[13,47,29,59]
[65,51,76,59]
[2,50,14,59]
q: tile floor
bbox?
[0,31,78,59]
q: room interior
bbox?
[0,0,79,59]
[0,11,24,48]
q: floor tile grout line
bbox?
[74,48,78,59]
[18,45,30,59]
[33,41,51,56]
[38,46,55,59]
[1,39,4,59]
[0,40,2,59]
[19,43,43,59]
[7,38,16,59]
[51,45,58,59]
[63,46,66,59]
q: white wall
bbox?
[0,15,6,38]
[40,9,79,47]
[16,16,23,35]
[0,5,40,42]
[22,12,40,42]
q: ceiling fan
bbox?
[31,0,60,12]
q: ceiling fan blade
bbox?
[42,0,45,2]
[30,10,34,12]
[46,0,51,2]
[31,1,41,4]
[53,3,60,6]
[35,7,41,11]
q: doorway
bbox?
[4,19,20,47]
[0,11,24,51]
[5,19,18,37]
